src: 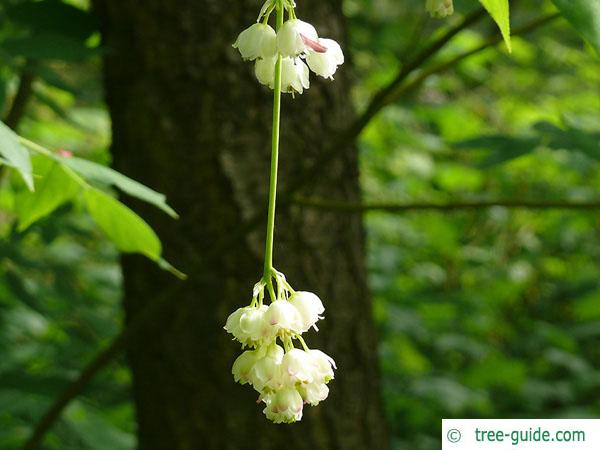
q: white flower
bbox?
[232,348,263,384]
[262,387,304,423]
[276,19,319,57]
[224,305,270,346]
[289,291,325,332]
[426,0,454,18]
[308,349,336,383]
[281,57,309,94]
[255,57,309,94]
[305,38,344,79]
[233,23,277,61]
[250,343,285,391]
[281,349,314,385]
[264,300,303,334]
[255,56,276,88]
[299,382,329,406]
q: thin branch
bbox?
[332,8,488,157]
[21,338,124,450]
[389,13,561,103]
[21,290,176,450]
[293,198,600,213]
[4,61,36,130]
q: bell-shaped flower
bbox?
[250,343,285,391]
[299,382,329,406]
[233,23,277,61]
[281,349,315,385]
[232,348,263,385]
[308,349,336,383]
[276,19,319,57]
[426,0,454,18]
[255,56,276,88]
[224,305,269,346]
[281,57,309,94]
[262,387,304,423]
[306,38,344,79]
[289,291,324,332]
[264,300,303,334]
[224,307,246,339]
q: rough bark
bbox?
[93,0,389,449]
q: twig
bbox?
[292,198,600,213]
[21,338,124,450]
[387,13,561,104]
[21,290,176,450]
[4,61,36,130]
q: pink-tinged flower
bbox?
[276,19,319,57]
[264,300,302,334]
[306,38,344,79]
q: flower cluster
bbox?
[426,0,454,18]
[233,0,344,95]
[224,272,336,423]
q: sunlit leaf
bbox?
[479,0,511,52]
[0,120,34,190]
[551,0,600,54]
[16,156,80,231]
[84,188,161,260]
[64,157,178,218]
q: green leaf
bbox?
[0,34,101,62]
[0,121,34,190]
[534,121,600,161]
[64,157,178,218]
[16,157,80,231]
[84,188,162,260]
[454,135,540,167]
[479,0,511,52]
[5,0,99,41]
[551,0,600,54]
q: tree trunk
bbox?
[93,0,389,449]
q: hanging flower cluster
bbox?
[233,0,344,94]
[227,0,340,424]
[426,0,454,18]
[225,271,336,423]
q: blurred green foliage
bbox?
[0,0,599,449]
[350,1,600,449]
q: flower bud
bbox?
[265,300,302,334]
[289,291,325,332]
[299,382,329,406]
[281,57,310,94]
[262,387,304,423]
[308,349,336,383]
[426,0,454,18]
[281,349,314,385]
[233,23,277,61]
[276,19,319,57]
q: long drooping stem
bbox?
[263,0,284,282]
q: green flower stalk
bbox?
[226,0,343,423]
